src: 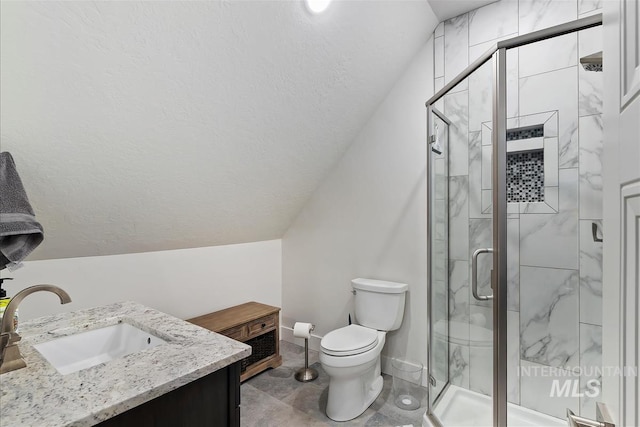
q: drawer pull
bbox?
[248,315,276,336]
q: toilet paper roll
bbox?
[293,322,313,339]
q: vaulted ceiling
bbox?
[0,1,482,260]
[428,0,497,21]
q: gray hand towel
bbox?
[0,152,44,270]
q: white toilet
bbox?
[320,278,408,422]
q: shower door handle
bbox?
[472,248,494,301]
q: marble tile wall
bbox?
[433,0,604,420]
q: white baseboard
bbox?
[280,326,323,352]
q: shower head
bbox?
[580,51,603,72]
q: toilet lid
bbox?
[321,325,378,356]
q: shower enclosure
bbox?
[425,13,605,427]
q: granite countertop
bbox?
[0,301,251,427]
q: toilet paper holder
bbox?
[293,322,318,382]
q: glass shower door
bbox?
[428,109,449,409]
[427,59,496,426]
[426,14,604,427]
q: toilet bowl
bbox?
[320,325,386,421]
[320,278,408,422]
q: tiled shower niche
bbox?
[507,149,544,203]
[481,111,560,214]
[506,124,545,141]
[506,124,546,203]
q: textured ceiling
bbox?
[1,1,438,260]
[427,0,498,21]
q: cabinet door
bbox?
[97,362,241,427]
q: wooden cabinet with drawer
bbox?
[187,302,282,382]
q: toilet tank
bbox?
[352,278,408,331]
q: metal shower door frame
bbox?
[425,104,451,422]
[424,13,603,427]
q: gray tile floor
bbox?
[241,341,427,427]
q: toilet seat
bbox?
[321,325,378,356]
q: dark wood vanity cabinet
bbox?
[97,361,241,427]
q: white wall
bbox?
[3,239,281,322]
[281,38,434,375]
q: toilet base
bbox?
[326,374,383,422]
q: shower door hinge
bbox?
[429,375,437,387]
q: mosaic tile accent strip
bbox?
[506,124,544,141]
[507,150,544,203]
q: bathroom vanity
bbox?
[0,301,251,426]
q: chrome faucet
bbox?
[0,285,71,374]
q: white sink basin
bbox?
[33,322,167,375]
